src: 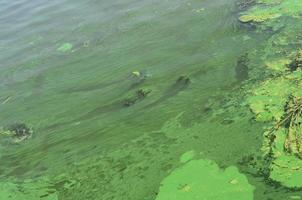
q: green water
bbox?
[1,0,301,199]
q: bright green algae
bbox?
[156,159,254,200]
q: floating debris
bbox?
[123,89,151,107]
[57,42,73,52]
[1,96,11,104]
[131,71,141,77]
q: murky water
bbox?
[1,0,300,199]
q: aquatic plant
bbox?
[282,96,302,157]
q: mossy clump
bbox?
[288,50,302,72]
[8,123,32,138]
[1,123,33,143]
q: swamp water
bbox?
[1,0,302,199]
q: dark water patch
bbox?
[235,52,249,81]
[71,88,150,121]
[235,0,256,11]
[123,88,151,107]
[76,101,125,121]
[31,72,46,96]
[288,50,302,72]
[61,71,147,94]
[142,75,191,109]
[41,73,150,130]
[43,88,150,131]
[62,80,122,93]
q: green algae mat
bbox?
[156,156,254,200]
[240,0,302,189]
[2,0,302,199]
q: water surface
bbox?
[0,0,291,199]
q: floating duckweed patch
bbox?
[155,159,254,200]
[57,43,73,52]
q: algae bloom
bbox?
[242,0,302,188]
